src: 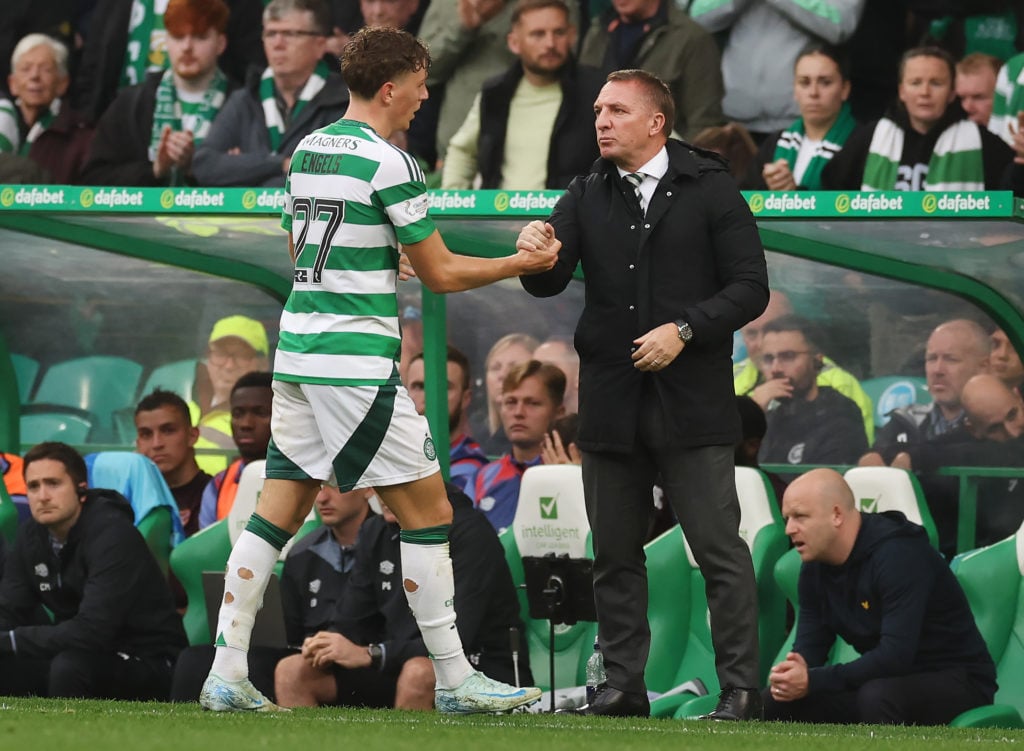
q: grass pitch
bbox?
[1,699,1022,751]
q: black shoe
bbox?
[568,684,650,717]
[699,687,763,721]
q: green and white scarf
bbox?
[149,67,229,160]
[989,53,1024,147]
[0,98,21,153]
[21,99,60,156]
[861,117,985,191]
[260,60,330,153]
[773,102,856,190]
[121,0,169,88]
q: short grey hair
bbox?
[263,0,332,35]
[11,34,69,78]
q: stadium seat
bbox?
[141,359,198,401]
[860,375,931,427]
[11,353,39,402]
[19,408,93,445]
[646,467,789,717]
[948,525,1024,728]
[500,464,596,691]
[32,355,144,439]
[843,466,939,548]
[170,460,318,645]
[85,451,185,578]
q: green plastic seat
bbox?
[141,359,198,401]
[20,410,93,445]
[32,355,143,435]
[860,375,931,427]
[948,526,1024,728]
[11,353,39,403]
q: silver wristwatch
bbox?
[677,321,693,343]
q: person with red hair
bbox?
[81,0,239,186]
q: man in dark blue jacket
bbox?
[0,441,187,699]
[765,468,996,724]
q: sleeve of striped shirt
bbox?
[375,146,435,246]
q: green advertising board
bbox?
[0,186,1017,218]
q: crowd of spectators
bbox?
[6,1,1024,191]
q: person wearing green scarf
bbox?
[822,46,1016,192]
[0,33,94,183]
[81,0,233,186]
[750,44,856,192]
[192,0,349,187]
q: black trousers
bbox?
[169,645,296,702]
[581,389,760,695]
[762,667,994,725]
[0,650,175,699]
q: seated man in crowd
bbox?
[191,0,348,187]
[0,442,187,699]
[81,0,236,186]
[470,360,565,532]
[764,468,996,725]
[735,290,873,444]
[197,315,270,457]
[757,316,868,466]
[989,326,1024,394]
[274,484,532,709]
[954,52,1000,128]
[533,335,579,414]
[441,0,602,191]
[198,371,274,530]
[0,33,93,183]
[861,318,991,466]
[892,373,1024,552]
[134,388,212,536]
[404,347,488,494]
[170,483,373,701]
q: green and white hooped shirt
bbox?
[276,119,435,387]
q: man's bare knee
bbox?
[394,657,435,710]
[275,653,325,707]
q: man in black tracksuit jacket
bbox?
[273,485,532,708]
[764,468,996,725]
[0,442,187,699]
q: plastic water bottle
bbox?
[585,638,605,705]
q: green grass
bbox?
[0,700,1021,751]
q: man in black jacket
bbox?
[0,442,187,699]
[274,485,531,709]
[441,0,602,190]
[765,468,996,724]
[757,315,868,466]
[519,69,768,719]
[81,0,237,187]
